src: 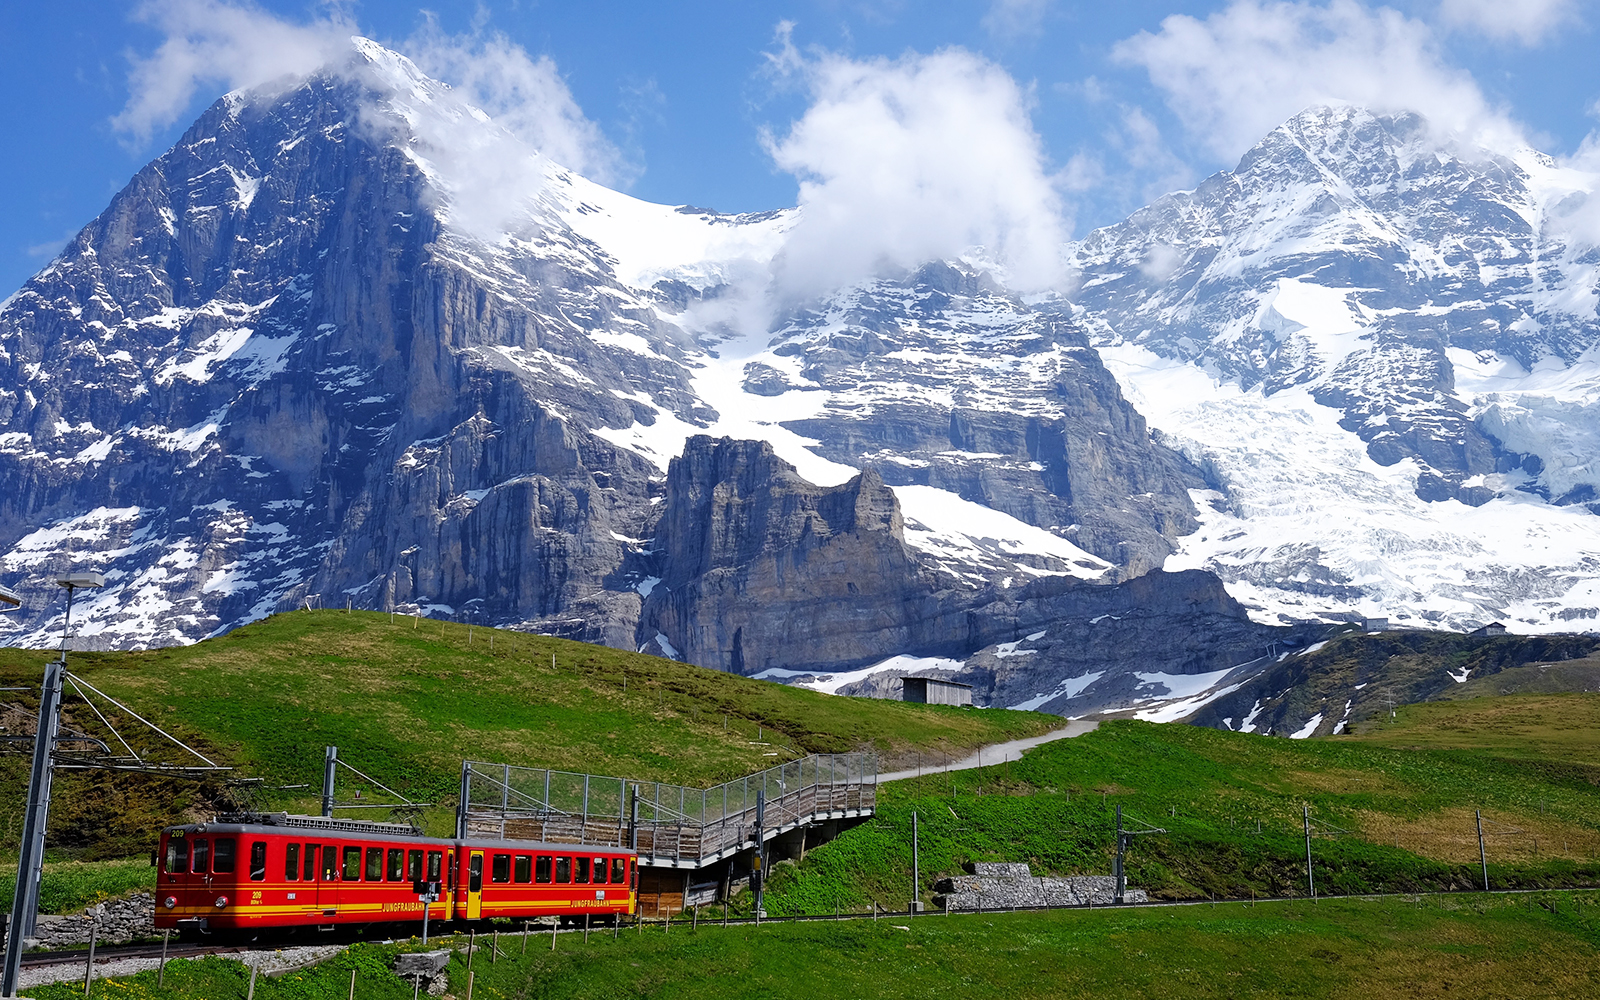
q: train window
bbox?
[285,844,301,881]
[592,858,608,884]
[365,848,383,882]
[535,856,551,884]
[555,857,570,884]
[468,855,483,894]
[248,842,266,881]
[575,857,590,884]
[408,850,424,881]
[216,839,239,874]
[305,845,319,882]
[166,839,190,874]
[323,845,337,881]
[388,849,405,881]
[447,852,455,890]
[427,851,442,882]
[491,854,510,884]
[191,838,210,873]
[343,846,361,881]
[612,858,626,884]
[513,856,531,883]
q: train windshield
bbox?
[165,838,190,874]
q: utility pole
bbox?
[4,572,102,999]
[321,746,339,817]
[753,789,765,918]
[911,811,920,914]
[1303,804,1315,900]
[456,762,472,839]
[1114,804,1126,904]
[1476,810,1489,892]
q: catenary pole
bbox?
[321,746,338,817]
[1477,810,1489,891]
[1,577,90,998]
[1304,804,1316,900]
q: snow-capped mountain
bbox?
[4,45,1598,721]
[0,38,1267,717]
[1070,106,1600,634]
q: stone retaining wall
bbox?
[28,894,156,948]
[933,864,1148,910]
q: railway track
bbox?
[11,941,249,968]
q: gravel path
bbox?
[878,721,1098,782]
[19,945,347,991]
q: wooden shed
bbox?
[901,676,973,707]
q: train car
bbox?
[154,814,637,934]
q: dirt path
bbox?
[878,720,1098,782]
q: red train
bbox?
[155,814,637,934]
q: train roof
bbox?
[162,812,635,855]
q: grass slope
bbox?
[452,894,1600,999]
[0,611,1055,860]
[757,698,1600,915]
[43,895,1599,1000]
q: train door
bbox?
[160,832,192,910]
[319,842,340,916]
[466,851,484,920]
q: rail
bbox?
[456,753,877,869]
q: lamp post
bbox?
[3,570,104,999]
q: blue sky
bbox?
[2,0,1598,296]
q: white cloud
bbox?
[762,31,1067,300]
[112,0,352,143]
[1439,0,1580,46]
[983,0,1052,39]
[1113,0,1523,163]
[404,20,629,187]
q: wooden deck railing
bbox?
[458,753,877,867]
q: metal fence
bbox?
[457,753,877,868]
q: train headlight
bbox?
[163,896,177,909]
[214,895,229,909]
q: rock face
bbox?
[641,436,929,673]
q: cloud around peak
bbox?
[112,0,353,144]
[1113,0,1526,165]
[111,1,624,189]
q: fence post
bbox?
[465,971,474,1000]
[348,968,357,1000]
[83,918,98,996]
[247,963,258,1000]
[157,928,170,987]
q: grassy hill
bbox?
[0,610,1056,861]
[753,694,1600,916]
[27,894,1600,1000]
